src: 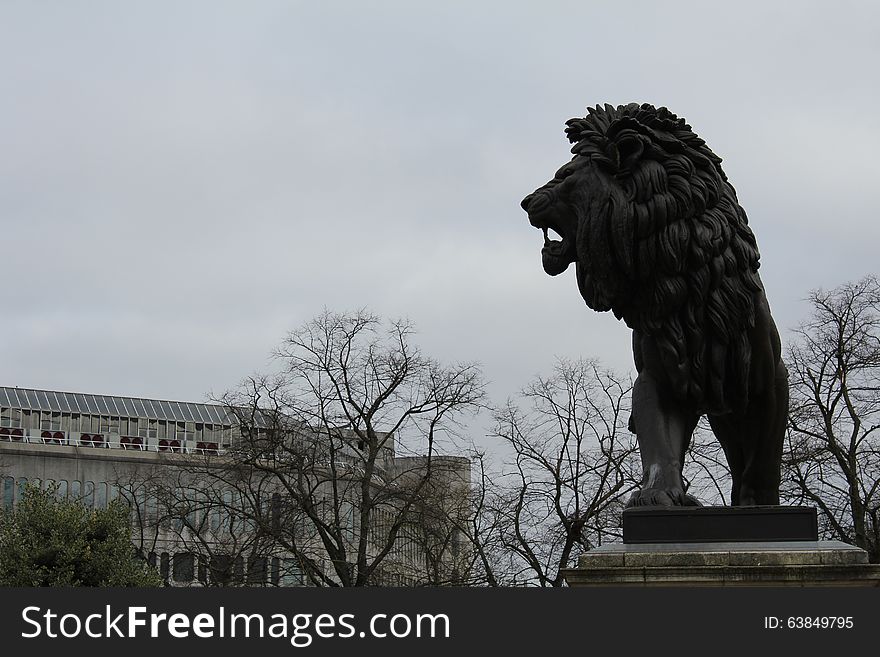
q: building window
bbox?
[83,481,95,508]
[16,477,28,502]
[138,419,158,441]
[279,559,304,586]
[95,482,108,509]
[173,553,195,583]
[209,555,236,586]
[134,489,147,521]
[2,477,14,510]
[247,557,267,585]
[40,411,62,432]
[160,553,170,580]
[146,493,158,524]
[1,407,21,428]
[69,480,81,500]
[271,493,282,530]
[101,416,120,435]
[171,488,185,531]
[21,410,37,430]
[176,421,195,443]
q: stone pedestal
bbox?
[563,540,880,586]
[622,506,818,542]
[563,507,880,586]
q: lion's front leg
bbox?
[627,370,702,507]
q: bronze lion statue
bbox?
[521,103,787,507]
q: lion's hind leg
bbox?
[708,362,786,506]
[707,413,745,505]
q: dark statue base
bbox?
[564,507,880,587]
[623,506,818,543]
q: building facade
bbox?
[0,386,471,586]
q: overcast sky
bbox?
[2,1,879,442]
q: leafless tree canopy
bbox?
[119,310,485,586]
[113,276,880,585]
[682,420,732,507]
[784,276,880,562]
[470,359,639,586]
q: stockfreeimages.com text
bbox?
[21,605,450,647]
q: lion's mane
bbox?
[565,103,763,414]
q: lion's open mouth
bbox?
[542,226,564,246]
[539,221,574,276]
[534,214,576,275]
[522,189,578,276]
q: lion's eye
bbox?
[556,163,578,179]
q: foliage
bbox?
[0,484,162,586]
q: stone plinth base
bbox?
[562,541,880,586]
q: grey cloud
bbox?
[1,1,878,426]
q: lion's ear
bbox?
[605,117,651,173]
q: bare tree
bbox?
[134,309,485,586]
[115,462,297,586]
[784,276,880,562]
[682,420,732,507]
[451,451,514,586]
[487,359,639,586]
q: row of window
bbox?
[123,487,232,532]
[0,428,220,453]
[2,477,427,587]
[0,407,234,443]
[0,479,305,587]
[2,476,116,511]
[3,478,372,556]
[148,552,304,586]
[2,477,280,541]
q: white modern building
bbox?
[1,386,471,586]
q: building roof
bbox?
[0,386,236,425]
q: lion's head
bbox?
[522,103,764,413]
